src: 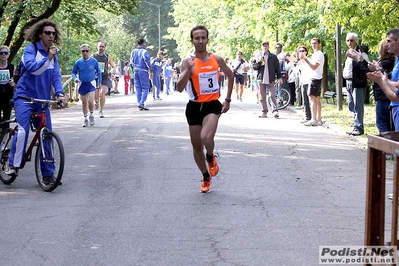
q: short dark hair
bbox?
[137,38,145,45]
[387,28,399,40]
[190,25,209,40]
[311,38,321,44]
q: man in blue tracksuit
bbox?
[163,58,173,95]
[151,51,163,100]
[130,38,153,110]
[5,19,67,185]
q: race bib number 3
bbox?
[198,70,219,95]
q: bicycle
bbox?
[267,86,291,110]
[0,96,65,192]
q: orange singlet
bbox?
[187,53,220,102]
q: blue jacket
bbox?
[130,46,151,72]
[151,57,163,76]
[14,41,64,100]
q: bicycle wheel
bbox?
[0,128,17,184]
[276,88,291,110]
[35,131,65,192]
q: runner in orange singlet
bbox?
[176,25,234,193]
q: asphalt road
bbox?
[0,88,384,266]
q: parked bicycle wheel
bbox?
[268,87,291,110]
[0,128,17,184]
[35,131,65,192]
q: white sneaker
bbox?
[304,120,318,126]
[274,112,279,118]
[4,162,17,175]
[259,113,267,118]
[99,111,104,118]
[82,119,89,127]
[89,116,95,126]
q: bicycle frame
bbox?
[11,97,56,167]
[24,111,49,164]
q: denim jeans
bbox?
[375,100,393,133]
[346,80,365,132]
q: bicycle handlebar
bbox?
[18,96,63,107]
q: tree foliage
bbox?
[0,0,141,63]
[169,0,399,74]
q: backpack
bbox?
[13,43,38,84]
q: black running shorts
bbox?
[185,100,222,126]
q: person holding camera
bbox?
[252,41,283,118]
[5,19,67,180]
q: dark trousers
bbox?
[302,84,311,120]
[288,82,296,105]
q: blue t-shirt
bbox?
[71,57,102,84]
[391,57,399,107]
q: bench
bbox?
[323,91,336,104]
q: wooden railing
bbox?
[61,75,79,103]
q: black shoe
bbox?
[138,105,144,110]
[42,175,56,185]
[351,129,363,136]
[346,130,354,135]
[142,105,150,111]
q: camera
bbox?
[56,48,61,54]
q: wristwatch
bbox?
[58,94,64,97]
[225,98,231,103]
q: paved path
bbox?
[0,88,387,266]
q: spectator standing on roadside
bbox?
[296,45,312,122]
[343,32,369,136]
[368,40,395,133]
[123,61,130,95]
[252,41,283,118]
[299,38,325,126]
[0,45,15,130]
[367,28,399,131]
[128,65,135,94]
[285,53,299,106]
[163,58,173,95]
[71,44,102,127]
[130,38,153,110]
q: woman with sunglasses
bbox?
[0,45,15,131]
[4,19,67,184]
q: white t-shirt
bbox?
[309,50,324,80]
[232,59,248,75]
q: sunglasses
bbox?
[298,50,306,52]
[43,31,56,36]
[0,51,9,55]
[81,50,89,53]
